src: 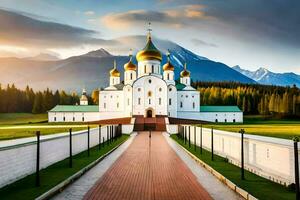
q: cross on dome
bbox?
[147,22,152,39]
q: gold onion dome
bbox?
[163,52,174,71]
[110,60,120,77]
[180,63,190,77]
[124,54,137,71]
[136,34,162,62]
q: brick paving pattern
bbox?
[84,131,212,200]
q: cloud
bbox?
[191,38,218,48]
[0,9,119,49]
[101,5,214,30]
[84,11,95,16]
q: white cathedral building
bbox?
[49,32,243,123]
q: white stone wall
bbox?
[179,125,299,185]
[167,84,177,117]
[48,112,99,122]
[0,126,117,188]
[177,111,243,123]
[138,60,161,77]
[132,75,168,116]
[99,90,124,113]
[177,91,200,112]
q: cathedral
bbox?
[48,31,243,123]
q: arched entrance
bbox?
[145,108,154,118]
[147,109,153,118]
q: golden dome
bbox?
[124,55,137,71]
[136,35,162,62]
[163,52,174,71]
[110,60,120,77]
[180,63,190,77]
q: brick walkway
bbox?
[84,132,212,200]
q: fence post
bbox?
[200,124,202,154]
[188,126,191,148]
[35,131,40,187]
[294,137,299,200]
[87,126,90,156]
[69,128,72,168]
[194,126,196,151]
[107,126,109,145]
[211,127,214,161]
[240,129,245,180]
[99,125,101,150]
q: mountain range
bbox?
[0,36,256,92]
[233,66,300,87]
[2,35,298,92]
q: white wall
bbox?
[179,125,298,185]
[48,112,99,122]
[0,125,118,188]
[132,75,168,116]
[177,111,243,123]
[138,60,161,77]
[177,91,200,112]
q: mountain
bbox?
[0,36,255,92]
[81,48,112,57]
[233,66,300,87]
[26,53,60,61]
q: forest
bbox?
[0,82,300,117]
[193,81,300,117]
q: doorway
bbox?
[146,109,153,118]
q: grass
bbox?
[0,134,129,200]
[203,115,300,139]
[0,113,98,140]
[171,134,295,200]
[0,113,48,125]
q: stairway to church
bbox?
[133,116,166,131]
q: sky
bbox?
[0,0,299,73]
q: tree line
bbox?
[192,81,300,117]
[0,84,81,113]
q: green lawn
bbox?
[203,115,300,139]
[0,113,98,140]
[0,134,129,200]
[171,135,295,200]
[0,113,48,125]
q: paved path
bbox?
[164,133,242,200]
[53,133,136,200]
[84,132,212,200]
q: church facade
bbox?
[48,32,243,123]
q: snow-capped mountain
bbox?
[233,65,300,87]
[0,36,255,92]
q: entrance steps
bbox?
[133,116,167,131]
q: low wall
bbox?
[0,125,117,188]
[179,125,298,186]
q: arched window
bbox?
[130,73,133,80]
[169,98,171,105]
[159,88,162,92]
[63,117,65,121]
[167,73,170,80]
[180,101,183,108]
[169,88,172,92]
[82,117,85,122]
[144,65,146,73]
[148,91,152,97]
[215,119,218,123]
[138,88,141,92]
[149,98,151,104]
[73,117,75,121]
[159,98,162,105]
[127,98,130,105]
[233,119,236,123]
[138,98,141,105]
[54,117,56,121]
[117,102,119,108]
[193,102,195,109]
[104,103,106,109]
[151,65,154,73]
